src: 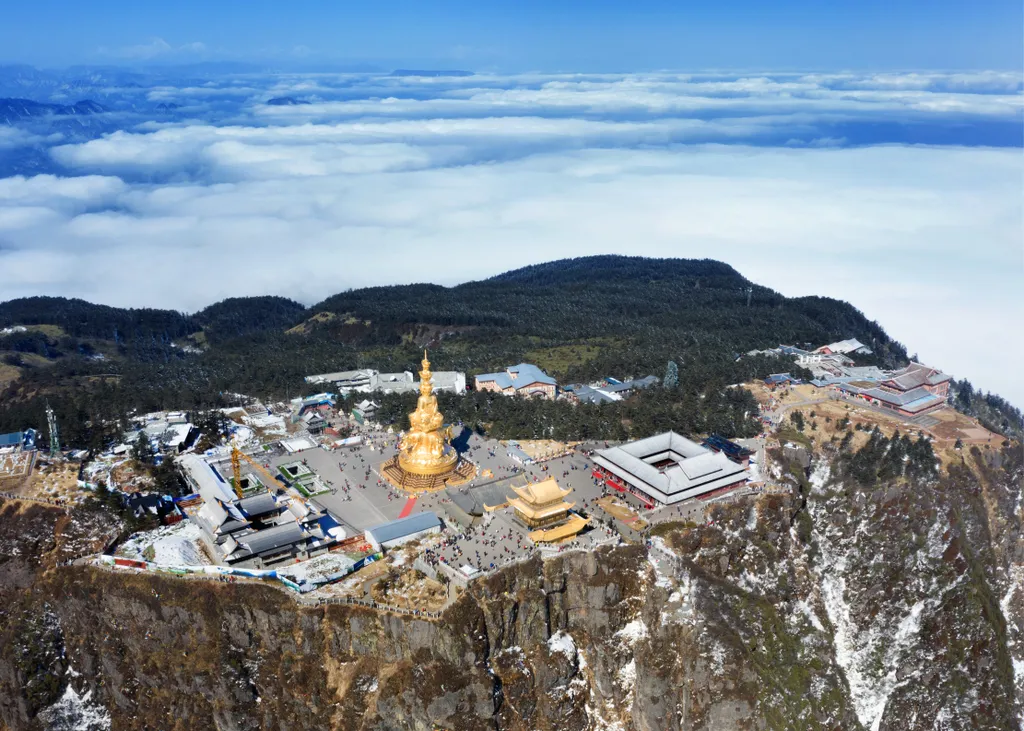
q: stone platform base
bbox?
[381,456,476,494]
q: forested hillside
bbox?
[1,255,1016,449]
[0,296,197,341]
[316,256,905,365]
[194,296,307,344]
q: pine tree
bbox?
[664,360,679,390]
[132,432,154,465]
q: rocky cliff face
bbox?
[1,444,1021,731]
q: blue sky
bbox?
[0,5,1021,402]
[1,0,1022,70]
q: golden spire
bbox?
[398,349,457,476]
[419,349,433,397]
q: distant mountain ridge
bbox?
[0,97,107,124]
[265,96,311,106]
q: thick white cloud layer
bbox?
[1,71,1022,405]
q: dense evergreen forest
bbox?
[0,255,1019,448]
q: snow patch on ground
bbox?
[818,555,885,728]
[708,642,729,675]
[617,658,636,687]
[1001,564,1024,728]
[662,566,695,625]
[230,425,255,445]
[244,414,286,434]
[38,683,111,731]
[647,552,674,589]
[276,552,356,582]
[117,521,209,567]
[548,630,576,657]
[795,598,825,632]
[809,459,831,493]
[615,619,648,646]
[649,535,678,558]
[924,519,950,561]
[816,495,955,731]
[736,568,762,593]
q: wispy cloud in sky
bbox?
[0,70,1021,403]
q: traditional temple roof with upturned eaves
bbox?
[528,514,590,542]
[507,477,575,520]
[510,477,571,506]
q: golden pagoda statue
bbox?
[382,351,475,493]
[507,477,590,543]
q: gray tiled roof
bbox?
[237,522,306,556]
[866,387,943,410]
[839,383,944,413]
[593,432,748,504]
[823,338,866,354]
[366,511,441,545]
[451,491,480,516]
[237,491,279,518]
[884,362,950,391]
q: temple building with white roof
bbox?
[592,431,750,506]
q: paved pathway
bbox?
[764,396,831,426]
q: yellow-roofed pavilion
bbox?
[507,477,589,542]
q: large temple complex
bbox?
[381,351,475,493]
[506,477,590,543]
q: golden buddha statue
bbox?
[397,351,458,476]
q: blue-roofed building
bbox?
[0,431,23,450]
[765,373,799,389]
[837,382,945,416]
[364,511,442,551]
[701,434,752,465]
[474,363,558,400]
[571,385,621,405]
[290,392,336,422]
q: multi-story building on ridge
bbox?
[474,363,557,399]
[879,362,951,399]
[836,361,952,418]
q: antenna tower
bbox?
[45,402,61,459]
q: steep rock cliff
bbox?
[1,443,1020,731]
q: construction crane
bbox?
[230,445,288,501]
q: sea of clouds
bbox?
[0,69,1021,402]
